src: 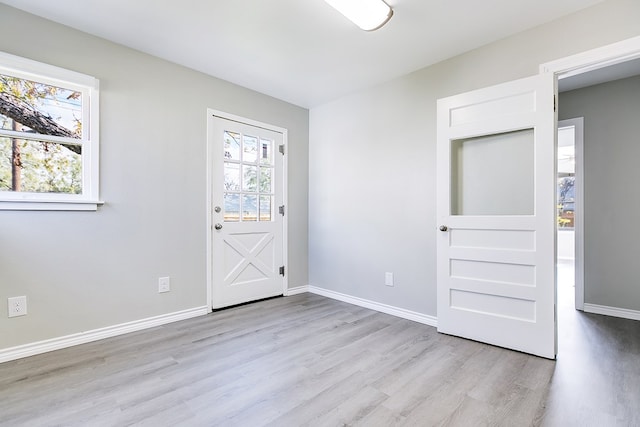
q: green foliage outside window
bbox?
[0,73,83,194]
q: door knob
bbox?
[214,206,221,213]
[439,225,448,232]
[214,223,223,230]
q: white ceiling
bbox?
[1,0,605,108]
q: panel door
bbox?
[436,73,557,359]
[210,115,285,309]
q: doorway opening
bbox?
[542,36,640,322]
[556,118,583,312]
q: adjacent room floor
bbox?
[1,266,638,426]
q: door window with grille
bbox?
[223,131,274,222]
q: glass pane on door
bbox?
[222,129,276,223]
[242,194,258,221]
[451,129,534,216]
[260,167,272,193]
[260,139,273,165]
[260,195,272,221]
[224,193,240,222]
[243,165,258,192]
[224,131,241,160]
[224,162,240,191]
[243,135,258,163]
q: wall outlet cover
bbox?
[8,296,27,317]
[158,277,171,293]
[385,272,394,287]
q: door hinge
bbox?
[279,144,285,155]
[279,265,285,276]
[279,205,285,216]
[554,95,556,112]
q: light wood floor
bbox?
[1,271,639,426]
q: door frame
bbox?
[205,109,289,311]
[541,35,640,313]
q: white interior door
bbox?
[436,73,557,359]
[210,114,285,309]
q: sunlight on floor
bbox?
[556,258,582,359]
[557,259,575,311]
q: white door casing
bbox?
[436,73,557,359]
[541,36,640,319]
[208,112,287,309]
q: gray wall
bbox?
[0,5,309,350]
[560,74,640,311]
[309,0,640,316]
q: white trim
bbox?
[0,51,101,209]
[540,36,640,78]
[284,285,309,296]
[208,109,288,135]
[0,200,103,211]
[281,128,289,295]
[0,129,84,146]
[205,109,289,310]
[308,286,437,327]
[0,306,208,364]
[541,36,640,314]
[583,303,640,321]
[0,50,98,88]
[206,110,214,312]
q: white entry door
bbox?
[209,113,285,309]
[436,73,557,359]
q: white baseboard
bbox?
[0,306,209,364]
[285,285,309,296]
[308,286,437,327]
[583,303,640,321]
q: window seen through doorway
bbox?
[557,126,575,229]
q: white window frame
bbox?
[0,51,101,211]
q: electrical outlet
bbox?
[385,272,394,287]
[8,296,27,317]
[158,277,171,293]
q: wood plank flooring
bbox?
[1,273,639,426]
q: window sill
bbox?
[0,200,104,211]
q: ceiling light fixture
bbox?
[324,0,394,31]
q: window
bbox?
[223,130,274,222]
[557,126,575,228]
[0,51,100,210]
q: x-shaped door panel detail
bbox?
[223,232,275,286]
